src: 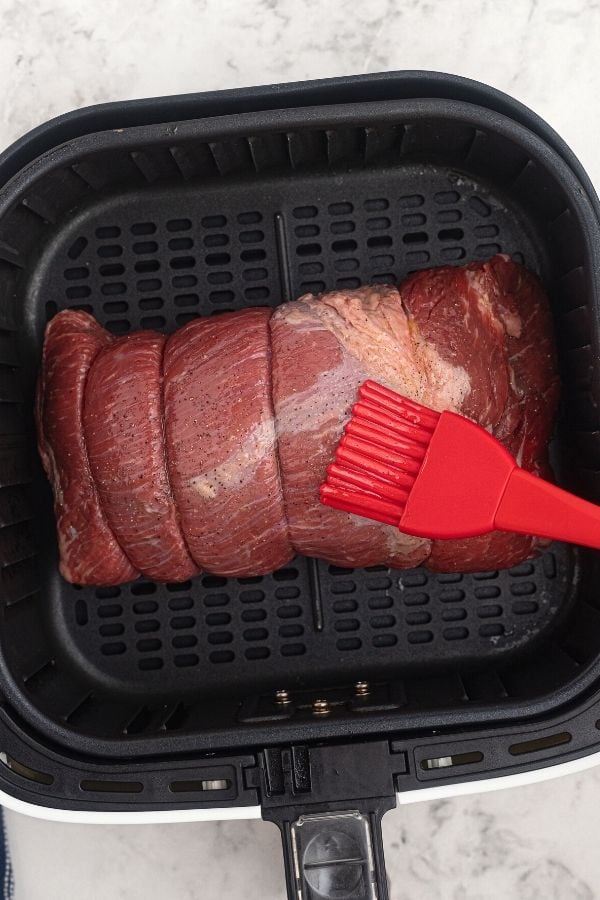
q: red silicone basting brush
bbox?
[319,380,600,548]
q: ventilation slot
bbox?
[67,236,88,259]
[0,753,54,785]
[170,778,230,793]
[162,702,189,731]
[421,751,483,770]
[508,732,571,756]
[124,706,154,735]
[80,779,143,794]
[403,232,428,245]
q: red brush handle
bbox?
[495,468,600,548]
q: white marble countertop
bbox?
[6,764,600,900]
[2,0,600,897]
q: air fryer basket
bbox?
[1,76,600,899]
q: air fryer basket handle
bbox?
[271,803,393,900]
[257,742,398,899]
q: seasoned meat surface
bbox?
[164,308,293,576]
[409,256,559,572]
[270,287,434,569]
[36,311,138,584]
[84,330,198,582]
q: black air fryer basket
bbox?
[1,71,600,899]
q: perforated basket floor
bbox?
[47,546,573,702]
[33,165,571,682]
[0,98,597,752]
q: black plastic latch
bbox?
[263,745,311,796]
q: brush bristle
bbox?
[359,381,440,429]
[320,381,440,523]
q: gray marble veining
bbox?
[2,0,600,897]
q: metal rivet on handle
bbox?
[355,681,370,696]
[275,689,291,705]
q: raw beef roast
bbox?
[37,255,558,584]
[36,311,138,584]
[402,254,559,572]
[83,330,199,583]
[163,308,292,576]
[270,287,432,569]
